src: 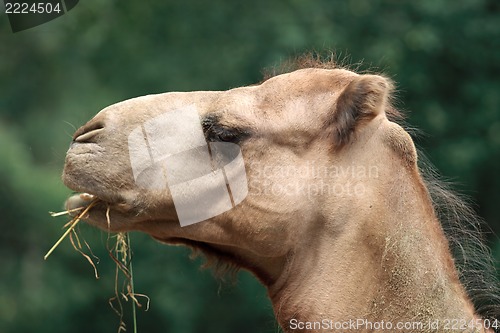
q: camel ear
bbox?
[332,74,393,146]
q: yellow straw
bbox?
[44,199,98,260]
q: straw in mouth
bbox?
[45,196,149,333]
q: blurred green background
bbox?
[1,0,499,332]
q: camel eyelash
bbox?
[201,114,250,143]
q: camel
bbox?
[62,59,500,332]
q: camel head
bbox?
[64,67,398,280]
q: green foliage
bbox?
[0,0,498,332]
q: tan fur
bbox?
[382,122,418,167]
[62,67,493,332]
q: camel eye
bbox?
[215,129,239,142]
[205,126,242,143]
[201,114,249,143]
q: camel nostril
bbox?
[73,123,105,143]
[74,128,105,142]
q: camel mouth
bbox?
[65,192,96,212]
[62,191,143,233]
[64,192,133,216]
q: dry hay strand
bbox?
[44,198,100,278]
[45,198,149,333]
[106,207,150,333]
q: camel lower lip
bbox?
[65,193,100,211]
[64,192,135,216]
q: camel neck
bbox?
[267,162,481,332]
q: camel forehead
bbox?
[261,67,358,89]
[231,68,359,120]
